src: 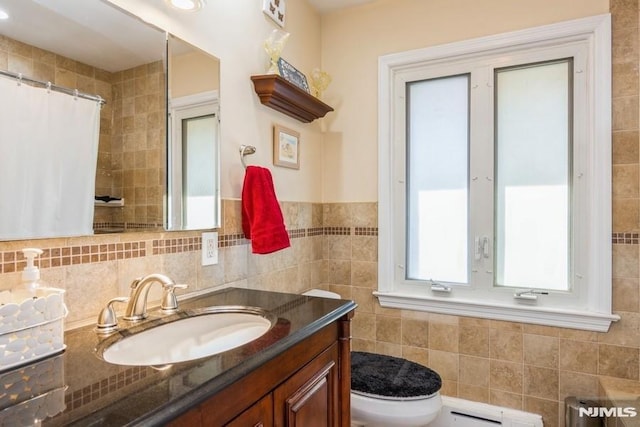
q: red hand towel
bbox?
[242,166,291,254]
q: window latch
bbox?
[513,290,549,301]
[431,283,451,293]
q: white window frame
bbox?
[377,14,619,332]
[167,90,220,231]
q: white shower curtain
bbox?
[0,76,101,239]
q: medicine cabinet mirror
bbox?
[0,0,221,240]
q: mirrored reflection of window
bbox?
[166,35,221,231]
[182,114,218,229]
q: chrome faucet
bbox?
[123,273,187,321]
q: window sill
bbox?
[374,291,619,332]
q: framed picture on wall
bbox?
[273,124,300,169]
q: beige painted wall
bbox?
[107,0,324,203]
[319,0,610,202]
[170,49,220,98]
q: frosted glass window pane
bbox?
[183,114,217,229]
[495,60,571,291]
[406,75,469,283]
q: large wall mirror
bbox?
[0,0,220,240]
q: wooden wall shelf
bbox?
[251,74,334,123]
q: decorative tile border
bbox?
[64,366,151,411]
[323,227,351,236]
[0,242,147,274]
[152,237,201,255]
[0,227,381,274]
[354,227,378,236]
[612,232,639,244]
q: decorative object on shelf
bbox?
[262,0,286,27]
[264,29,290,74]
[250,74,334,123]
[309,68,332,99]
[273,124,300,169]
[277,58,309,93]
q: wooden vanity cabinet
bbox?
[168,312,352,427]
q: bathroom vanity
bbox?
[25,288,356,426]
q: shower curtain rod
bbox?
[0,69,106,105]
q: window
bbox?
[167,91,220,230]
[377,14,618,331]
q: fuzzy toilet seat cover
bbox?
[351,351,442,399]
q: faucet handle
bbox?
[161,284,188,313]
[96,297,129,333]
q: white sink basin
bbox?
[98,306,275,366]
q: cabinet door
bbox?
[166,407,202,427]
[226,393,273,427]
[274,343,339,427]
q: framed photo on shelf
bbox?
[273,124,300,169]
[277,58,310,93]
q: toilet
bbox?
[303,289,443,427]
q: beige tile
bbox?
[524,365,558,400]
[490,328,523,362]
[323,203,351,227]
[612,244,639,278]
[459,355,490,388]
[351,286,376,314]
[490,389,523,410]
[558,328,599,342]
[375,341,402,357]
[612,26,639,65]
[429,350,459,381]
[598,344,640,380]
[613,61,639,98]
[598,312,640,348]
[440,380,458,397]
[351,261,377,288]
[522,324,560,337]
[459,324,490,357]
[489,319,523,332]
[612,131,639,165]
[458,384,489,403]
[351,236,377,262]
[559,339,598,374]
[559,371,599,401]
[327,259,351,285]
[490,359,523,394]
[402,317,430,348]
[351,202,378,228]
[352,312,376,341]
[613,96,640,131]
[376,315,401,344]
[613,164,640,198]
[611,0,639,30]
[352,339,376,353]
[524,396,559,427]
[326,235,351,260]
[612,199,640,232]
[523,334,558,368]
[429,320,459,353]
[402,346,430,367]
[613,278,640,312]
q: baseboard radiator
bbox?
[430,396,544,427]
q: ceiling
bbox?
[0,0,374,74]
[307,0,377,13]
[0,0,165,72]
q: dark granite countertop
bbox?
[0,287,356,426]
